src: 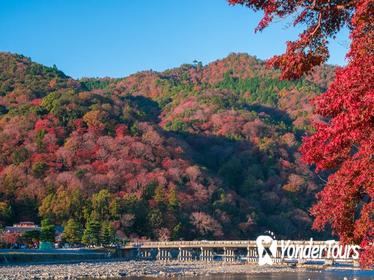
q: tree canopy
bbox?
[229,0,373,267]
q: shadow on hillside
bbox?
[243,103,293,126]
[122,95,161,123]
[170,130,254,173]
[125,95,329,239]
[165,129,332,240]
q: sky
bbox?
[0,0,350,78]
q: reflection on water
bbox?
[123,271,374,280]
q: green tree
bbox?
[11,147,29,164]
[122,195,149,236]
[62,219,83,245]
[171,223,182,240]
[148,208,163,228]
[82,218,101,246]
[39,188,86,224]
[91,189,112,221]
[22,230,40,247]
[32,161,47,178]
[109,198,120,220]
[40,218,55,242]
[100,221,116,246]
[0,202,11,226]
[35,130,46,151]
[154,185,165,204]
[168,187,179,210]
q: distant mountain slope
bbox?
[0,52,334,240]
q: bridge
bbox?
[121,240,360,266]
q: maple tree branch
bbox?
[317,174,328,184]
[309,0,356,11]
[310,11,323,37]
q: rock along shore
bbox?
[0,260,307,279]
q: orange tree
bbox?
[228,0,373,266]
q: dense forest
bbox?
[0,52,336,241]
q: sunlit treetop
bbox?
[229,0,355,79]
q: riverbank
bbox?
[0,260,310,279]
[2,260,369,280]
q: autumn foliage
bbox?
[0,52,333,242]
[229,0,373,266]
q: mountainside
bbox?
[0,52,335,240]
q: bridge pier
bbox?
[274,248,282,263]
[122,240,360,266]
[178,248,193,261]
[297,256,306,266]
[145,249,152,259]
[324,258,334,266]
[157,248,171,261]
[247,247,257,263]
[223,248,235,262]
[138,249,153,260]
[200,247,214,261]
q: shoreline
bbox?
[0,260,370,280]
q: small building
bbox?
[5,221,40,234]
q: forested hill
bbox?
[0,52,335,240]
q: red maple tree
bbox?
[229,0,373,266]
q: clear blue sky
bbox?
[0,0,350,78]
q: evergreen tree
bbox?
[82,218,101,246]
[0,202,11,227]
[62,219,83,245]
[91,189,111,221]
[100,221,115,246]
[40,218,55,243]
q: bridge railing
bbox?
[126,240,253,247]
[123,240,331,249]
[122,240,361,265]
